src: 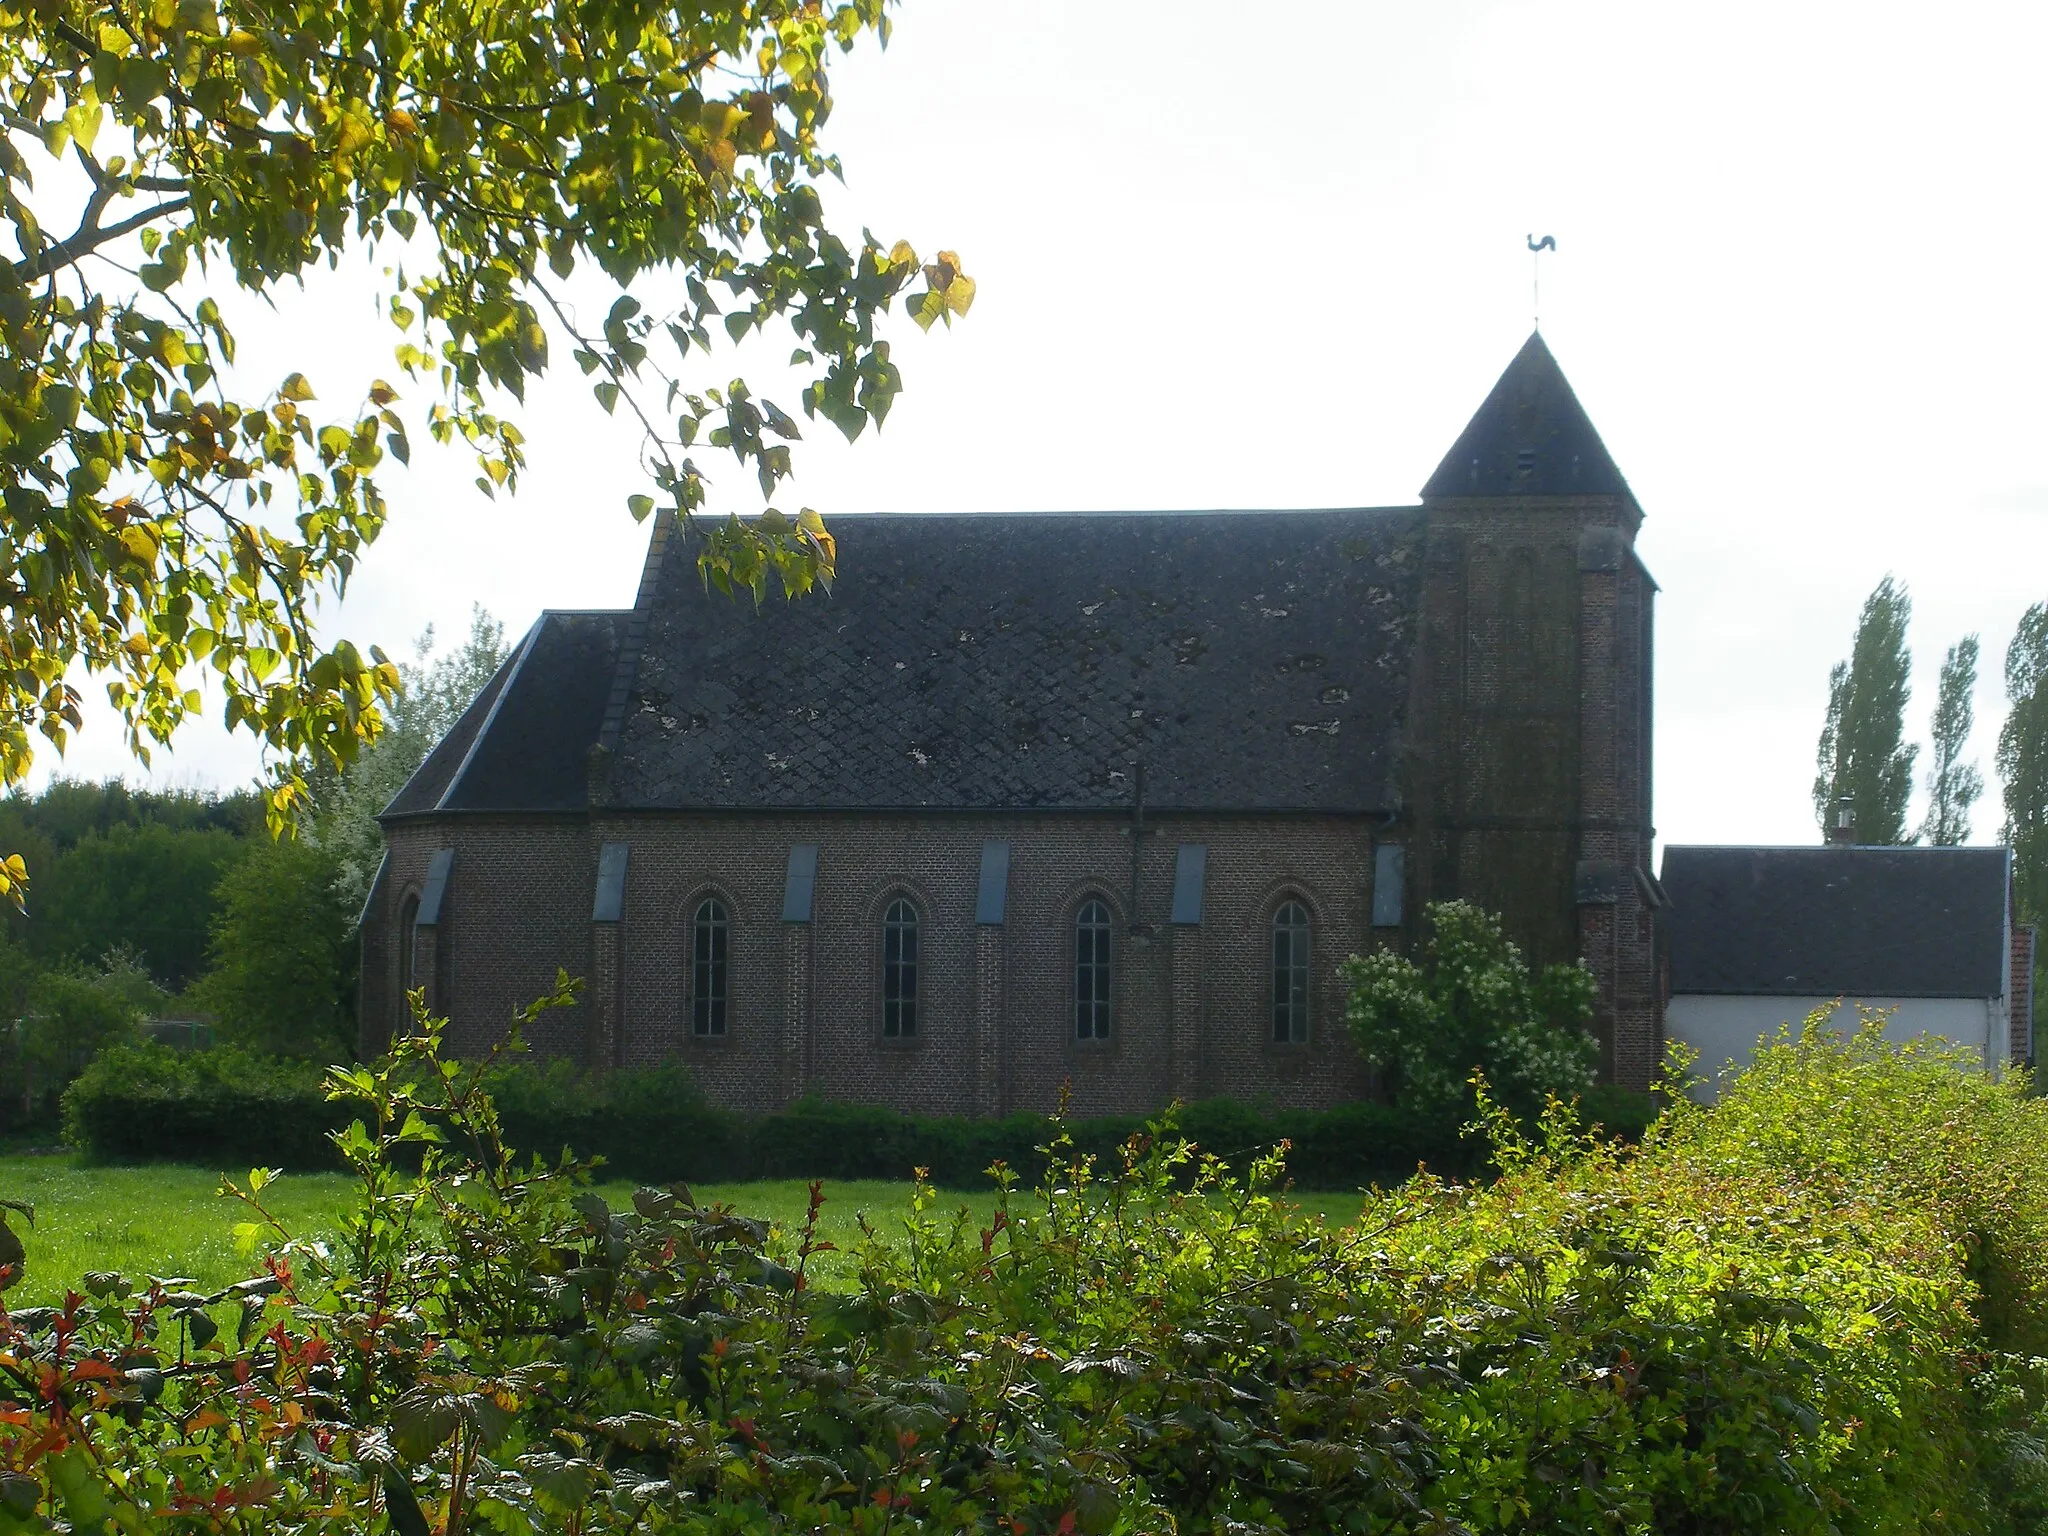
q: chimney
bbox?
[1829,798,1856,845]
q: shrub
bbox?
[1344,898,1598,1119]
[62,1042,1563,1186]
[6,1001,2048,1533]
[0,948,164,1128]
[62,1043,337,1166]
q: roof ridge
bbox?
[1665,843,2008,854]
[594,512,677,758]
[436,615,545,812]
[762,506,1421,520]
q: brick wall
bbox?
[364,485,1665,1101]
[1405,492,1662,1090]
[367,811,1390,1116]
[362,816,593,1061]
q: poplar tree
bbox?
[2000,603,2048,924]
[1813,576,1917,844]
[1921,635,1982,846]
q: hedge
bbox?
[23,1015,2048,1532]
[61,1043,338,1168]
[61,1043,1659,1185]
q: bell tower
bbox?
[1404,333,1662,1088]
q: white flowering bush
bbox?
[1343,900,1599,1121]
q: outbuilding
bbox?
[1660,844,2035,1100]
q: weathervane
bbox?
[1527,233,1555,329]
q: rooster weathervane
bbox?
[1527,234,1556,329]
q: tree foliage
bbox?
[1812,575,1917,844]
[310,606,507,917]
[1342,899,1597,1121]
[192,833,352,1057]
[0,781,258,979]
[0,937,157,1122]
[28,817,242,985]
[1921,632,1982,846]
[2001,603,2048,928]
[0,0,968,896]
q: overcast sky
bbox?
[42,0,2048,853]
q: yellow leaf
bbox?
[334,112,373,157]
[945,274,976,317]
[887,240,917,269]
[279,373,315,402]
[796,507,836,568]
[368,380,398,406]
[223,28,261,55]
[699,100,746,138]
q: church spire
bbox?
[1421,331,1633,503]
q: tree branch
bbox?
[16,197,188,281]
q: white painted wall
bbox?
[1667,994,2005,1103]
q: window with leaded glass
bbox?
[691,897,729,1037]
[1075,898,1113,1040]
[1271,900,1310,1043]
[398,893,420,999]
[882,898,919,1037]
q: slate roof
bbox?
[381,331,1634,820]
[1422,331,1634,502]
[597,508,1423,813]
[383,611,624,817]
[1661,845,2011,999]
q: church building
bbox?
[360,332,1665,1110]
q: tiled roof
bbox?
[382,332,1645,821]
[1661,845,2010,998]
[382,659,512,817]
[597,507,1424,813]
[384,611,625,817]
[1422,331,1634,503]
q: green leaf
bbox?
[382,1467,433,1536]
[183,1307,218,1350]
[46,1451,111,1533]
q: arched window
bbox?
[882,898,919,1038]
[691,898,729,1037]
[397,893,420,1000]
[1075,898,1113,1040]
[1271,901,1311,1043]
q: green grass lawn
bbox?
[0,1154,1376,1303]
